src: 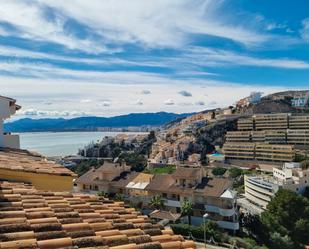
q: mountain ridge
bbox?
[4,112,194,132]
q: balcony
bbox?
[205,205,236,217]
[217,220,239,230]
[163,199,181,208]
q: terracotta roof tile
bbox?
[0,149,76,177]
[0,181,196,248]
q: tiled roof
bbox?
[195,177,232,197]
[172,167,201,179]
[149,210,181,222]
[75,163,128,184]
[0,149,76,177]
[0,181,196,249]
[110,172,139,189]
[145,175,174,192]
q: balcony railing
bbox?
[205,204,236,217]
[163,198,181,207]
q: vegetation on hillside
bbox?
[241,189,309,249]
[71,159,104,176]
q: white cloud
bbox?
[184,47,309,69]
[0,1,107,53]
[301,18,309,42]
[164,99,175,105]
[1,75,295,118]
[80,99,92,103]
[178,90,192,97]
[20,108,87,117]
[141,90,151,95]
[102,101,111,107]
[0,0,269,53]
[135,99,143,105]
[195,101,205,106]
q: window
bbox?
[83,184,86,189]
[94,185,98,190]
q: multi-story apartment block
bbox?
[251,131,265,142]
[255,143,295,162]
[255,114,289,130]
[225,131,251,142]
[289,115,309,129]
[223,143,255,160]
[244,162,309,213]
[223,142,295,162]
[287,129,309,145]
[238,113,309,131]
[237,118,254,130]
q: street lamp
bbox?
[203,213,209,248]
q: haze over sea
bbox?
[19,132,142,157]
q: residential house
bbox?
[75,162,130,193]
[145,167,239,231]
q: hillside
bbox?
[4,112,193,132]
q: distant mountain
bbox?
[4,112,194,132]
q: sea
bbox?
[19,131,144,157]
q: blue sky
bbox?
[0,0,309,118]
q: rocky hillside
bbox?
[149,111,238,165]
[236,90,309,115]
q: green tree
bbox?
[111,147,122,159]
[301,160,309,169]
[149,195,164,209]
[211,167,227,176]
[228,167,242,178]
[270,232,294,249]
[261,189,309,248]
[119,152,147,172]
[97,191,108,198]
[181,200,194,225]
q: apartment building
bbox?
[287,129,309,145]
[251,131,265,142]
[238,113,309,131]
[255,143,295,162]
[223,142,295,162]
[255,114,289,130]
[289,115,309,129]
[146,167,239,231]
[244,162,309,213]
[0,95,21,149]
[223,143,256,160]
[225,131,251,142]
[237,118,254,130]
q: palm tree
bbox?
[181,200,193,225]
[149,195,164,209]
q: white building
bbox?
[243,162,309,214]
[0,96,21,149]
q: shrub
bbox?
[211,167,227,176]
[228,167,243,178]
[170,221,224,242]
